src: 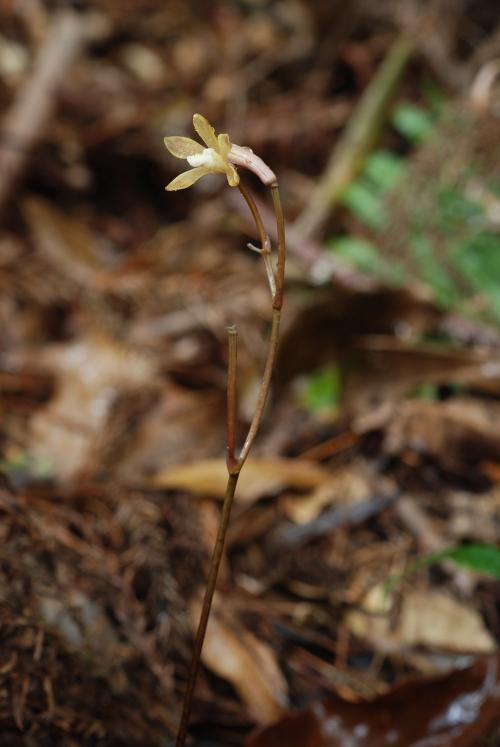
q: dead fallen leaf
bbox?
[344,337,491,421]
[280,464,376,524]
[23,197,152,294]
[154,458,329,504]
[190,596,288,723]
[274,289,440,395]
[29,334,156,481]
[114,384,226,480]
[346,586,495,654]
[24,197,113,291]
[247,654,500,746]
[383,398,500,469]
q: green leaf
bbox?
[437,544,500,578]
[364,150,406,192]
[452,232,500,293]
[452,231,500,322]
[392,103,435,144]
[327,236,381,272]
[421,79,446,115]
[409,234,458,307]
[385,543,500,595]
[410,383,439,400]
[303,364,342,413]
[327,236,405,284]
[489,179,500,198]
[437,185,483,233]
[341,180,387,231]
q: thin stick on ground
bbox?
[0,9,87,218]
[292,35,413,240]
[174,177,286,747]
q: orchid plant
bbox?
[165,115,286,747]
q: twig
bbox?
[270,492,399,551]
[293,35,413,240]
[175,172,285,744]
[0,9,86,218]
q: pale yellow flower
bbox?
[164,113,239,191]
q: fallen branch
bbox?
[0,9,86,218]
[293,35,413,240]
[270,492,399,551]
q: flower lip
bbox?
[187,148,219,168]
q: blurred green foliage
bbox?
[308,91,500,414]
[386,543,500,596]
[392,102,436,144]
[328,95,500,325]
[302,363,342,415]
[437,543,500,578]
[327,236,381,271]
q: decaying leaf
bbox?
[29,335,156,481]
[247,654,500,746]
[154,458,329,504]
[280,464,378,524]
[190,596,288,723]
[383,398,500,468]
[23,197,152,294]
[345,339,492,423]
[346,586,495,654]
[24,197,114,291]
[113,384,226,480]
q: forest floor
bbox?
[0,1,499,745]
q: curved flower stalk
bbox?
[166,114,286,747]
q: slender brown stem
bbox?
[237,306,280,467]
[271,184,286,310]
[237,184,285,466]
[238,182,279,299]
[238,181,270,252]
[175,178,285,746]
[175,472,239,747]
[226,325,238,473]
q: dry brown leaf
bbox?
[115,384,225,480]
[24,197,112,290]
[247,654,500,747]
[29,334,156,481]
[345,338,489,421]
[383,398,500,467]
[280,465,374,524]
[154,458,329,504]
[190,596,288,723]
[346,586,495,654]
[24,197,151,294]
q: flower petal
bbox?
[193,114,218,149]
[225,163,240,187]
[217,133,232,159]
[164,136,204,159]
[165,166,211,191]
